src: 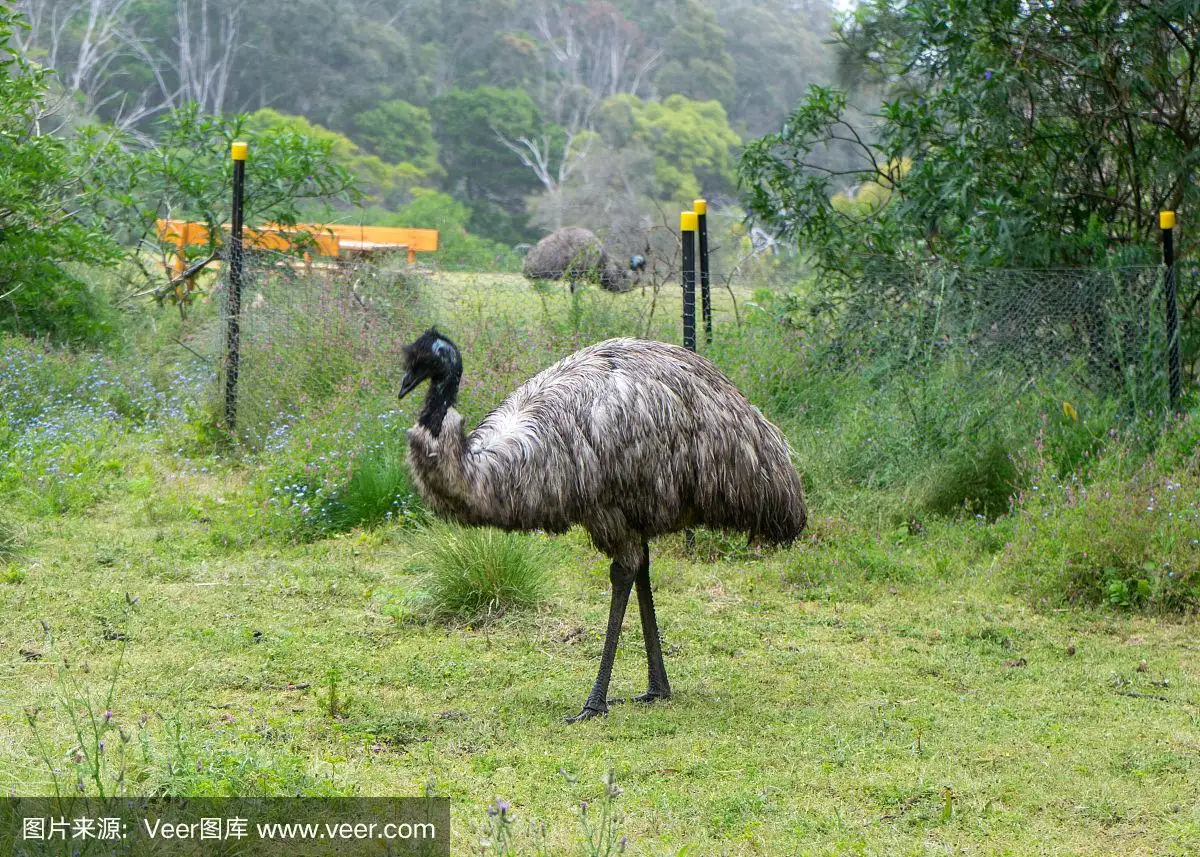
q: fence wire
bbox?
[192,247,1177,450]
[801,261,1172,419]
[197,250,422,447]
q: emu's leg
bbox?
[566,554,636,723]
[634,541,671,703]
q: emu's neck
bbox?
[419,372,461,437]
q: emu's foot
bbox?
[632,690,670,705]
[565,704,607,724]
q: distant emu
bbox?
[398,328,806,721]
[522,227,633,293]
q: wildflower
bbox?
[984,69,993,81]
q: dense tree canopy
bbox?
[741,0,1200,272]
[0,6,119,342]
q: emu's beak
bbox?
[398,369,424,400]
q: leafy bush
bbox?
[919,436,1020,519]
[1002,418,1200,613]
[406,523,555,622]
[0,8,120,344]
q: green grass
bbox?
[1,271,1198,855]
[1,495,1196,854]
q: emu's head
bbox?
[398,327,463,400]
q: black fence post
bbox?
[225,141,247,431]
[680,210,698,551]
[1161,210,1181,408]
[681,211,697,352]
[695,198,712,346]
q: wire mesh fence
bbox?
[815,261,1172,408]
[188,245,1180,452]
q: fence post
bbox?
[1161,210,1181,408]
[225,141,248,431]
[681,211,697,352]
[695,199,712,345]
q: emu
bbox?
[398,328,806,721]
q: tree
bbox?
[78,103,359,306]
[596,93,740,203]
[350,99,441,175]
[717,0,835,136]
[740,0,1200,273]
[0,6,121,343]
[653,0,735,111]
[431,85,545,242]
[245,108,427,206]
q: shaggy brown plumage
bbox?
[398,329,806,721]
[522,227,630,293]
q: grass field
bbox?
[1,270,1197,855]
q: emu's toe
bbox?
[565,704,608,724]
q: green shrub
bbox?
[406,523,555,622]
[312,431,425,533]
[1002,429,1200,613]
[920,436,1020,519]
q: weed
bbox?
[1003,422,1200,612]
[0,513,19,565]
[471,770,628,856]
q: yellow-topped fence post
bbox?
[681,211,698,352]
[1161,211,1181,407]
[225,141,248,431]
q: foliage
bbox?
[245,108,428,205]
[0,333,208,514]
[363,191,522,271]
[308,423,426,535]
[0,7,121,343]
[596,94,741,202]
[741,1,1200,274]
[1003,414,1200,613]
[406,523,555,622]
[432,86,545,244]
[717,0,835,136]
[654,0,736,110]
[350,99,441,175]
[78,104,360,305]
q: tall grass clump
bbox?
[1001,413,1200,613]
[406,523,556,622]
[0,513,19,566]
[261,404,424,538]
[312,423,425,533]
